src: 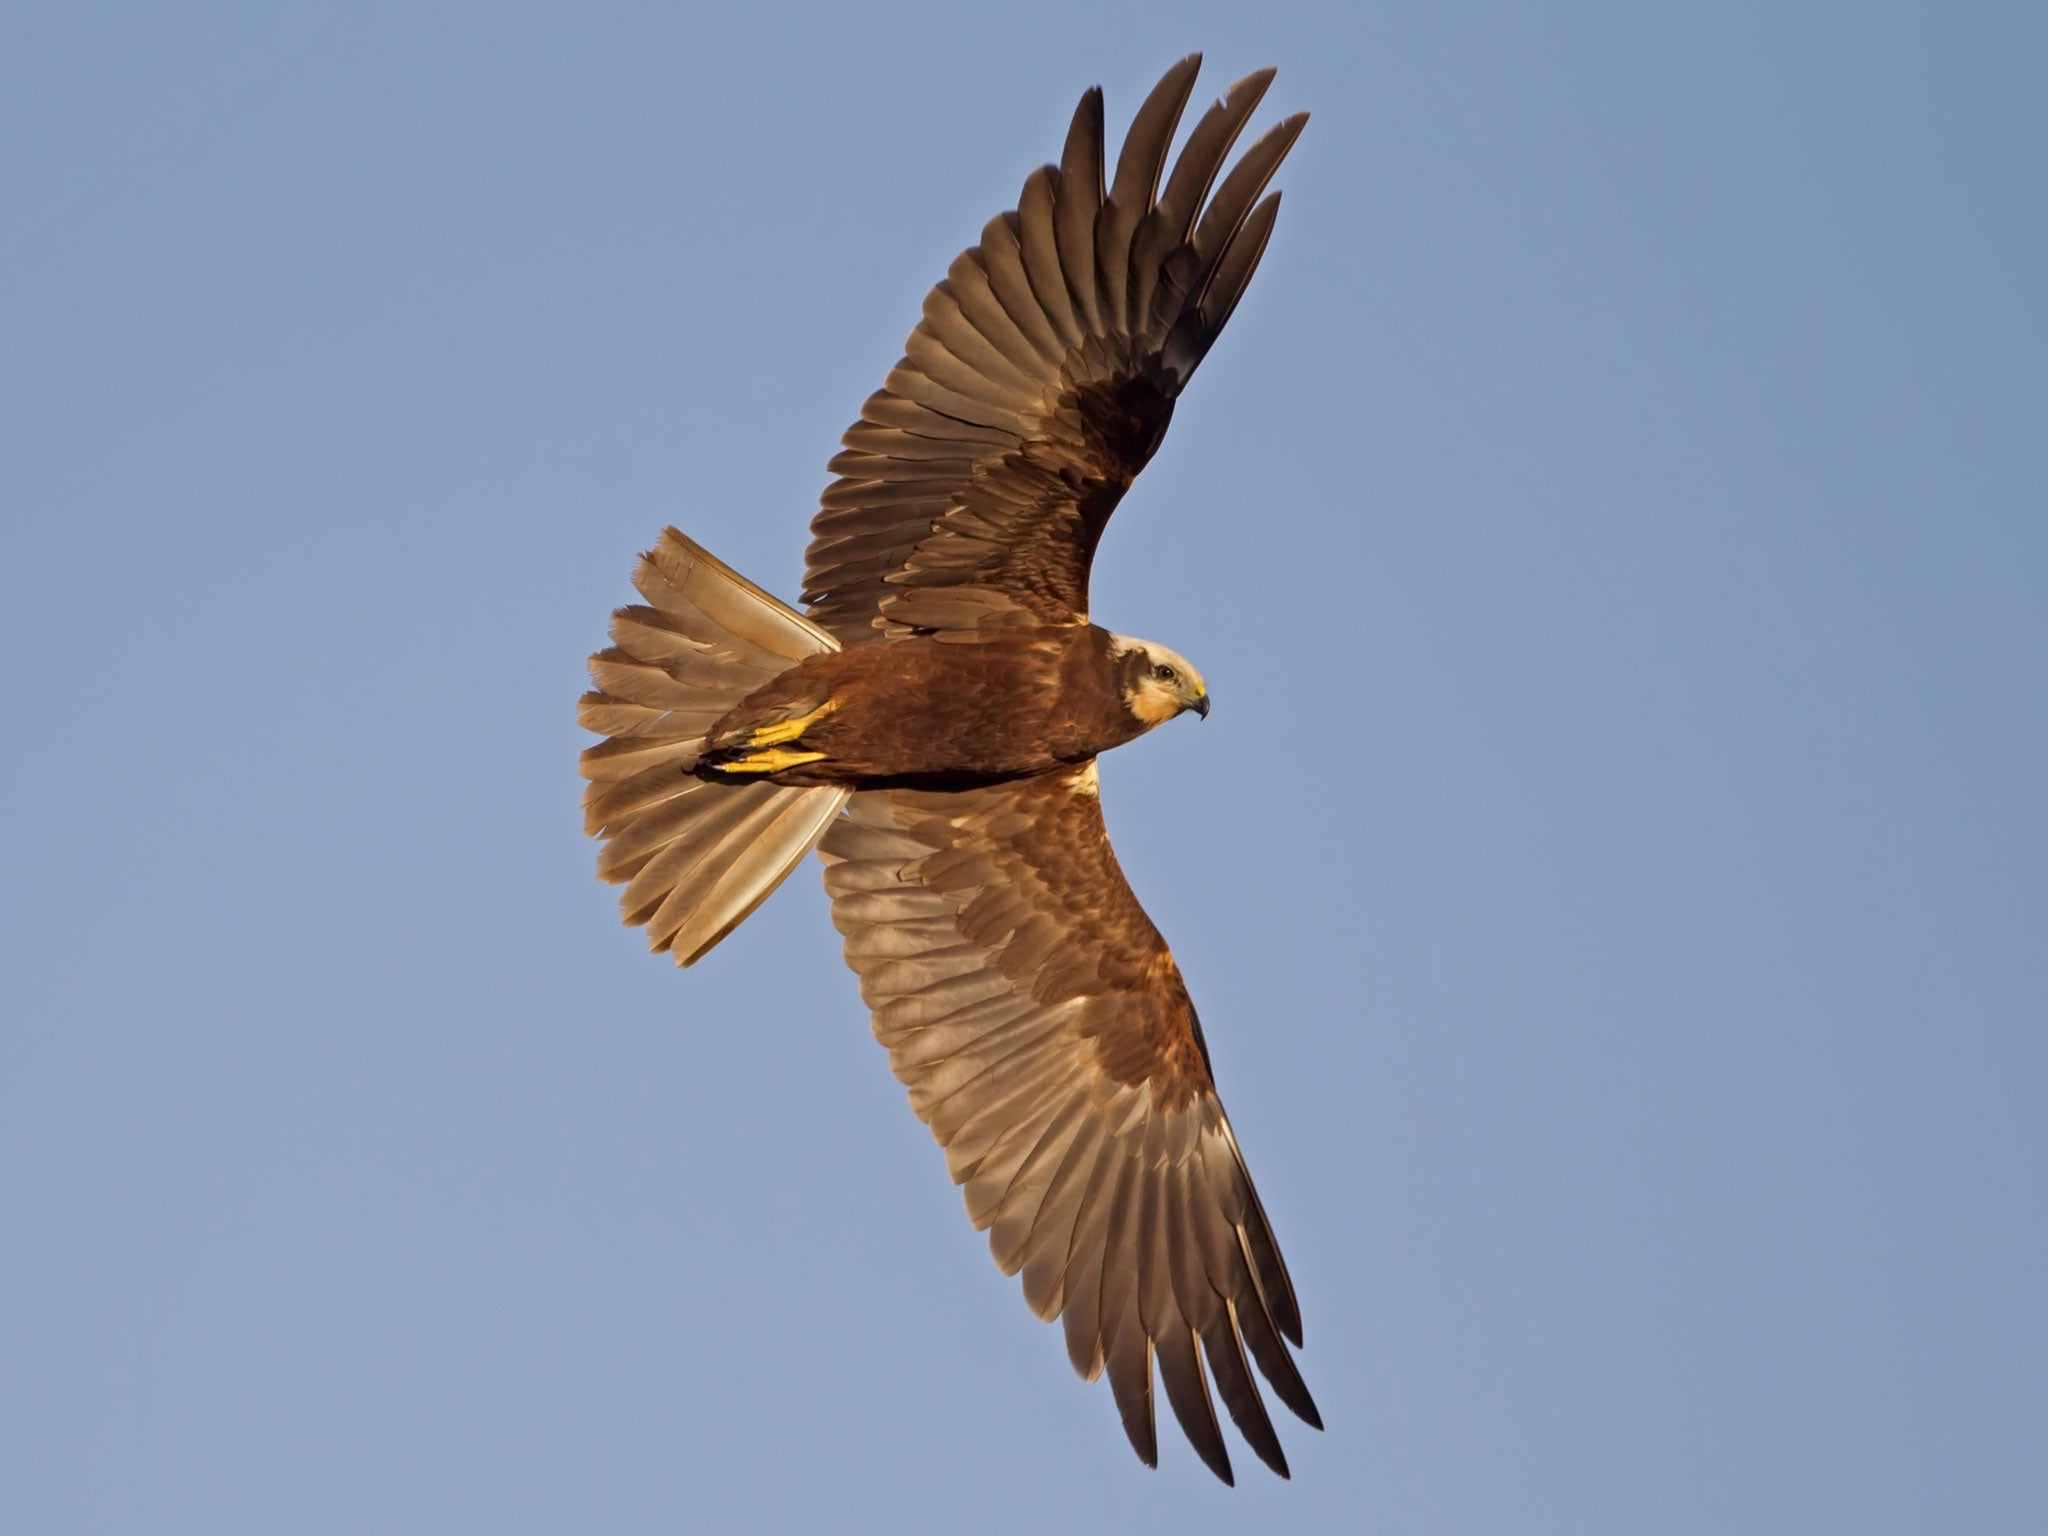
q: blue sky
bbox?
[4,3,2044,1531]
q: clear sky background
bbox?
[5,3,2044,1532]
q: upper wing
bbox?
[818,767,1319,1482]
[803,56,1308,644]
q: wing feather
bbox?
[1054,90,1107,335]
[817,769,1317,1480]
[1011,1108,1108,1314]
[975,1091,1092,1244]
[1189,112,1309,271]
[950,236,1062,374]
[1151,68,1276,270]
[803,58,1307,641]
[1207,1301,1290,1477]
[1104,1289,1158,1469]
[1196,191,1286,350]
[1099,55,1201,337]
[923,277,1048,398]
[960,1084,1076,1224]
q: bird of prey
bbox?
[579,56,1316,1483]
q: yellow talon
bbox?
[715,747,828,775]
[748,699,838,747]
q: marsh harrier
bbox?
[580,55,1316,1482]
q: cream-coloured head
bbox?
[1109,633,1211,728]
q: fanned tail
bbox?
[579,527,850,965]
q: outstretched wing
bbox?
[803,56,1307,643]
[818,768,1320,1482]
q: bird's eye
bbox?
[1154,663,1177,683]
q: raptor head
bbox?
[1110,634,1210,728]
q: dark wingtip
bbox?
[1188,1433,1235,1486]
[1281,1307,1303,1349]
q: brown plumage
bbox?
[579,56,1315,1483]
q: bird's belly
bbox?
[699,633,1128,789]
[804,693,1086,788]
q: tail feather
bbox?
[580,527,848,966]
[655,779,851,963]
[627,529,837,664]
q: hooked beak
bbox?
[1190,690,1210,720]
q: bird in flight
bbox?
[579,55,1316,1482]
